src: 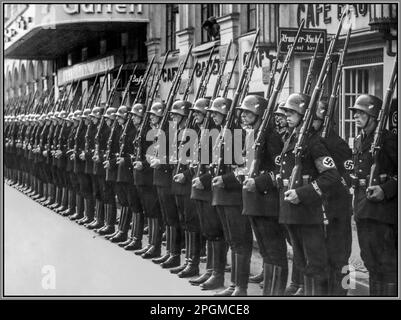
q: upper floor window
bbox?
[166,4,179,51]
[247,4,257,32]
[201,4,221,43]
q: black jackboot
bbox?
[170,230,189,274]
[77,197,95,225]
[160,226,181,268]
[55,187,69,213]
[141,218,162,259]
[97,203,117,235]
[214,249,235,296]
[285,264,304,296]
[110,207,132,243]
[249,267,264,284]
[69,194,84,221]
[61,190,76,217]
[119,213,136,247]
[262,264,288,296]
[135,218,153,255]
[178,231,201,278]
[38,183,48,203]
[153,226,170,264]
[86,200,105,229]
[232,253,251,296]
[49,187,62,209]
[201,240,227,290]
[190,240,213,285]
[124,212,145,250]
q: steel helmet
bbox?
[148,102,165,117]
[89,106,104,119]
[207,97,231,115]
[190,98,210,114]
[52,111,60,120]
[237,95,268,116]
[103,107,117,120]
[130,103,145,118]
[57,110,67,119]
[116,105,129,119]
[80,108,92,119]
[349,94,382,119]
[170,100,192,117]
[66,112,75,122]
[274,102,287,117]
[281,93,310,115]
[73,110,82,121]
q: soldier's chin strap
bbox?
[361,116,377,135]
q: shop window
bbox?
[247,4,257,32]
[166,4,179,51]
[201,4,221,43]
[340,63,383,146]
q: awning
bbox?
[5,21,145,60]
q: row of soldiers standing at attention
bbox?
[4,16,397,297]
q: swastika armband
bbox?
[343,159,354,171]
[314,156,336,173]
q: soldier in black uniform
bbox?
[349,94,397,296]
[279,93,342,296]
[209,97,253,296]
[41,112,57,207]
[108,105,140,244]
[311,100,353,296]
[171,100,202,278]
[53,110,72,213]
[138,102,173,261]
[123,104,154,251]
[103,108,123,240]
[85,106,106,229]
[190,98,227,290]
[69,110,87,221]
[95,107,118,236]
[238,95,288,296]
[78,107,100,226]
[35,113,52,205]
[59,111,79,217]
[48,111,63,210]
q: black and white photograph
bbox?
[2,1,399,303]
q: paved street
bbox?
[4,184,368,296]
[4,185,210,296]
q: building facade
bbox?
[4,3,397,145]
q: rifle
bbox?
[145,69,156,106]
[246,20,305,179]
[193,43,237,179]
[146,52,171,109]
[158,46,192,134]
[134,56,156,105]
[368,54,397,188]
[133,53,171,162]
[303,33,322,95]
[321,27,351,139]
[118,65,140,157]
[175,46,217,175]
[196,44,216,99]
[213,29,260,175]
[288,10,349,190]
